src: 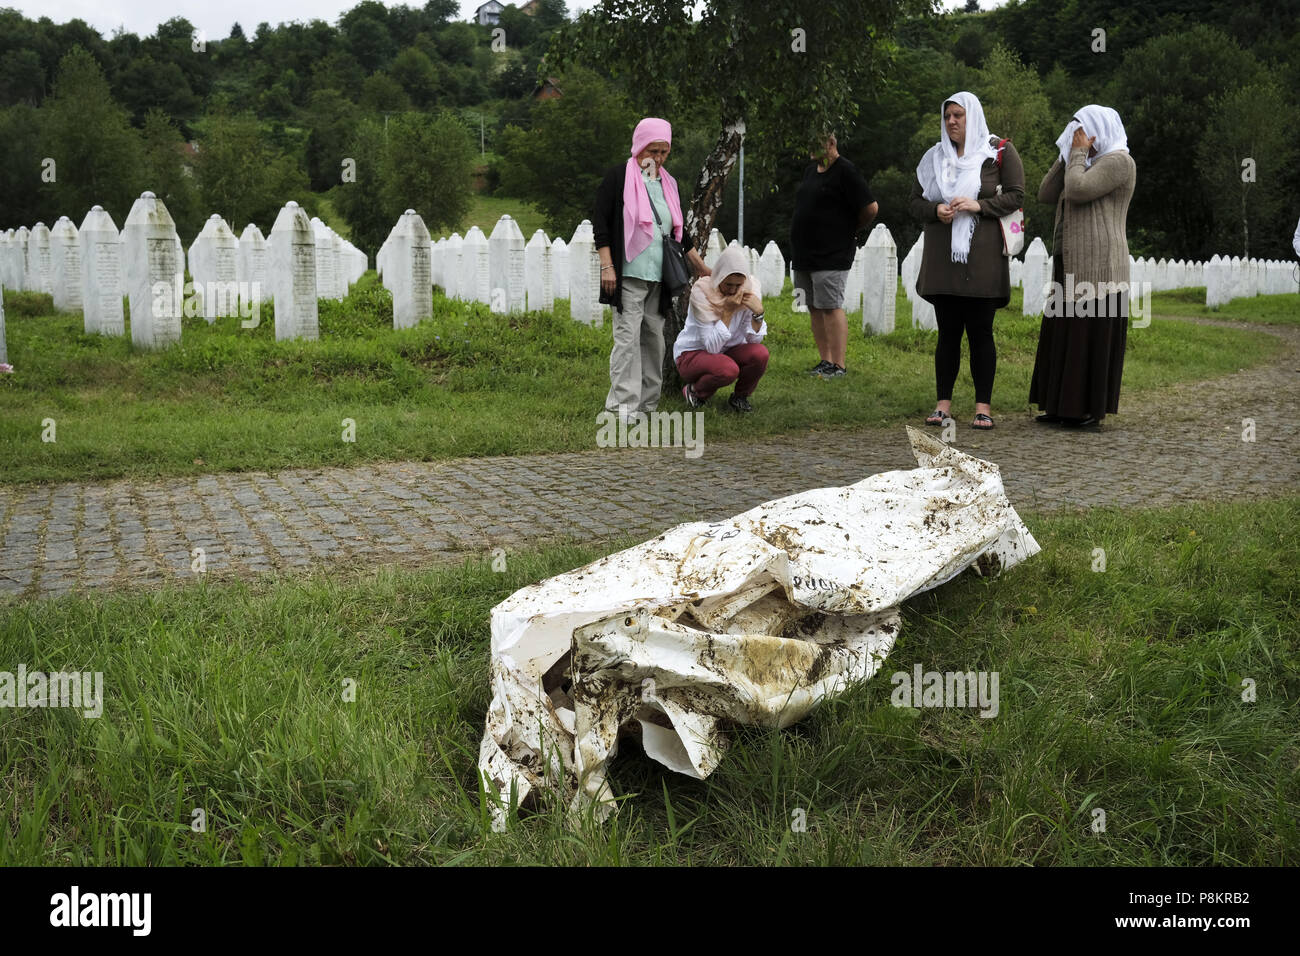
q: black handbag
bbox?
[648,187,690,295]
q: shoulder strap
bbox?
[995,137,1009,166]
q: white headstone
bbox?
[122,192,183,349]
[861,224,897,335]
[0,278,6,365]
[568,220,602,325]
[237,223,269,316]
[13,226,30,291]
[461,227,491,305]
[550,237,569,300]
[78,206,124,336]
[1022,237,1050,316]
[189,214,239,321]
[842,244,864,315]
[443,233,463,300]
[524,229,554,313]
[27,222,54,296]
[388,209,432,330]
[758,241,785,297]
[704,229,727,270]
[49,216,83,312]
[311,218,341,301]
[488,215,526,313]
[269,201,318,341]
[901,235,936,330]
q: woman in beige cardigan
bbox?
[1029,105,1137,427]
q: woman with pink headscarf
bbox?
[594,117,711,419]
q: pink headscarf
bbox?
[623,117,684,263]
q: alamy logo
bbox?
[0,666,102,717]
[50,886,151,935]
[596,408,704,459]
[890,664,1000,717]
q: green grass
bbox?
[1151,287,1300,324]
[449,194,547,240]
[2,497,1296,865]
[0,280,1283,485]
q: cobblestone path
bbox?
[2,317,1295,600]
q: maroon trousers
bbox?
[676,343,769,400]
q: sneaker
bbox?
[728,394,753,413]
[818,364,847,379]
[682,383,705,408]
[807,359,834,376]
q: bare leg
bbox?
[825,308,848,368]
[810,308,830,363]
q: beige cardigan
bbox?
[1038,147,1136,296]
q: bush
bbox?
[2,289,54,316]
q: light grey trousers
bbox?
[605,276,665,413]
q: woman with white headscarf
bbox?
[1029,105,1137,428]
[673,245,768,413]
[910,91,1024,430]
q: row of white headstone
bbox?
[905,234,1298,319]
[415,218,803,330]
[0,193,368,348]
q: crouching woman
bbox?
[674,247,769,413]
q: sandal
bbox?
[972,413,995,430]
[925,408,951,426]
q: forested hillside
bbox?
[1,0,1296,259]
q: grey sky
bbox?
[7,0,988,43]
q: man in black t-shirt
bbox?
[790,133,878,379]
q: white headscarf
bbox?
[916,92,999,263]
[1056,105,1128,169]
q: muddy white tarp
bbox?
[478,427,1039,821]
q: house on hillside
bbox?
[475,1,506,25]
[533,77,562,100]
[521,0,542,13]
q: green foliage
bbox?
[140,109,201,239]
[1195,80,1298,259]
[0,104,45,227]
[1106,26,1263,258]
[41,46,144,226]
[334,110,475,253]
[359,72,411,112]
[194,97,310,233]
[496,68,637,235]
[974,44,1056,247]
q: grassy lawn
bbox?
[2,497,1295,865]
[1151,287,1300,324]
[0,280,1283,485]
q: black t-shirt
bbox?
[790,157,875,271]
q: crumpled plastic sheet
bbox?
[477,427,1040,822]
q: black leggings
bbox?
[931,295,998,405]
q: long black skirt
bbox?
[1028,292,1127,421]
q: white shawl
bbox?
[916,91,998,264]
[1056,104,1128,169]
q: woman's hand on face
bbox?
[936,202,955,223]
[740,290,762,314]
[1071,127,1095,151]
